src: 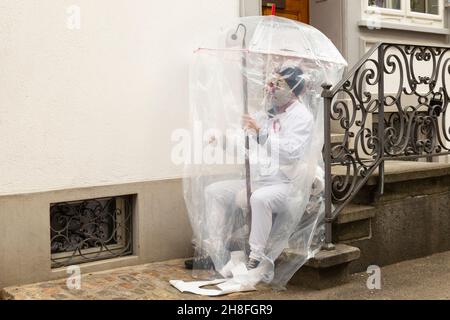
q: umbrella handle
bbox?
[245,134,252,218]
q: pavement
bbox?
[2,250,450,300]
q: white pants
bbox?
[204,179,289,261]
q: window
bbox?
[410,0,439,15]
[363,0,444,30]
[369,0,401,10]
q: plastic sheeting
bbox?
[183,15,347,290]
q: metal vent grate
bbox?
[50,195,133,268]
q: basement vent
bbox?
[50,195,133,268]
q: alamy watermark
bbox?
[366,265,382,290]
[66,5,81,30]
[171,121,281,172]
[66,265,81,290]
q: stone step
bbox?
[329,161,450,274]
[331,160,450,186]
[336,204,376,224]
[288,244,361,290]
[333,204,376,243]
[304,244,361,269]
[331,160,450,205]
[331,133,345,145]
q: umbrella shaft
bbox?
[245,134,252,218]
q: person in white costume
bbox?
[186,66,315,271]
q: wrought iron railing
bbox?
[321,42,450,249]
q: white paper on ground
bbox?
[169,251,261,296]
[169,279,229,296]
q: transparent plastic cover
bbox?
[183,15,347,290]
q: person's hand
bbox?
[242,114,260,133]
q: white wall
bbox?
[240,0,261,16]
[0,0,240,195]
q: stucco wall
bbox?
[0,0,240,196]
[309,0,346,59]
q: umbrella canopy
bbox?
[193,16,347,118]
[200,15,347,67]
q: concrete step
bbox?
[288,244,361,290]
[336,204,376,224]
[331,133,345,145]
[332,160,450,205]
[304,244,361,269]
[330,160,450,274]
[331,160,450,186]
[333,204,376,243]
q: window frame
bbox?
[363,0,445,29]
[407,0,443,21]
[366,0,403,15]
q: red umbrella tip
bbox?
[271,4,276,15]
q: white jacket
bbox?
[251,100,314,183]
